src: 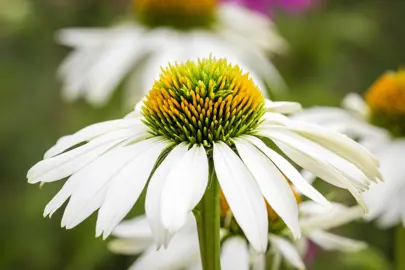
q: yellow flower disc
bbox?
[142,57,265,147]
[365,69,405,136]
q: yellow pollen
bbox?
[365,69,405,116]
[142,57,265,147]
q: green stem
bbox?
[194,161,221,270]
[396,225,405,270]
[266,251,276,270]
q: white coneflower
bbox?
[28,58,379,266]
[57,0,287,107]
[293,69,405,229]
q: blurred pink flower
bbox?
[223,0,318,15]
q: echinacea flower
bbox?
[27,58,380,254]
[293,69,405,228]
[109,202,366,270]
[57,0,287,107]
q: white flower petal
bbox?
[60,141,153,229]
[265,100,302,114]
[108,237,154,255]
[213,142,268,253]
[96,139,171,238]
[283,122,381,181]
[56,28,113,48]
[244,135,330,207]
[259,129,367,209]
[43,175,80,218]
[129,230,200,270]
[341,93,370,119]
[161,145,209,234]
[112,216,153,238]
[28,129,137,184]
[221,237,250,270]
[145,143,188,246]
[44,118,143,158]
[234,138,300,239]
[260,129,371,191]
[269,235,305,270]
[85,32,146,106]
[260,127,375,187]
[299,202,364,232]
[58,48,100,101]
[308,231,367,252]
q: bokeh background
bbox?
[1,0,405,269]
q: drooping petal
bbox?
[213,142,268,253]
[145,143,188,246]
[278,142,367,210]
[60,138,160,229]
[308,231,367,252]
[221,237,250,270]
[259,129,368,209]
[58,48,101,101]
[260,128,373,188]
[234,138,300,239]
[44,118,144,158]
[28,129,138,184]
[299,202,363,232]
[161,145,209,234]
[96,139,171,239]
[85,32,147,106]
[269,235,305,270]
[244,135,330,207]
[280,122,381,180]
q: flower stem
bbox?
[396,225,405,270]
[266,252,273,270]
[194,161,221,270]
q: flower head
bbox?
[28,58,380,253]
[142,58,264,147]
[365,69,405,136]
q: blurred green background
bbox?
[1,0,404,269]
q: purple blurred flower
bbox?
[304,240,319,267]
[222,0,318,16]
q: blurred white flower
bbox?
[109,215,201,270]
[57,2,287,107]
[27,58,379,253]
[293,90,405,228]
[109,202,366,270]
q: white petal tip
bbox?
[27,178,38,184]
[102,230,112,240]
[292,230,302,240]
